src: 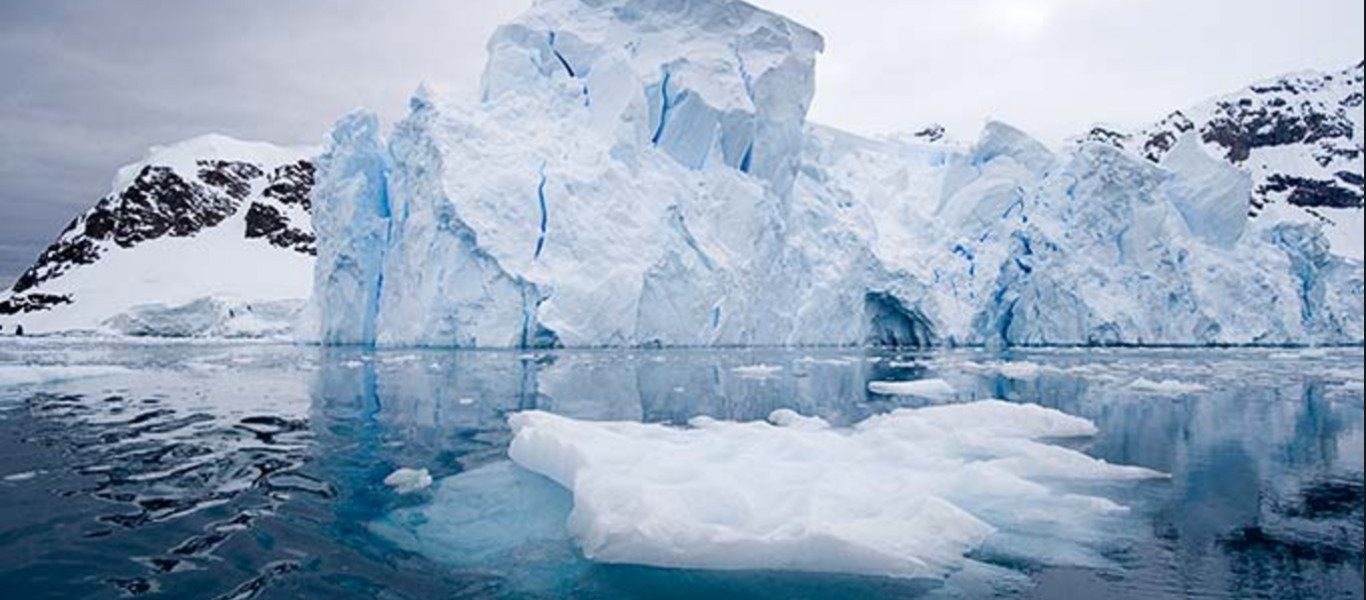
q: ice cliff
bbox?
[309,0,900,348]
[307,0,1363,348]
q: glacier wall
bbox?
[310,112,391,345]
[307,0,1363,348]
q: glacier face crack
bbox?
[534,170,549,261]
[547,31,577,78]
[651,72,673,146]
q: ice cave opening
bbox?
[864,291,936,348]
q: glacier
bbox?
[305,0,1363,349]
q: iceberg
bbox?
[506,402,1165,580]
[307,0,1363,348]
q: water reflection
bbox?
[0,343,1360,599]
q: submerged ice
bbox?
[307,0,1364,348]
[503,402,1165,580]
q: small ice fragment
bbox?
[731,364,784,379]
[998,361,1044,380]
[1127,378,1208,394]
[868,378,956,399]
[767,409,829,430]
[458,397,476,406]
[384,468,433,494]
[3,471,38,482]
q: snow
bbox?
[868,378,956,399]
[506,402,1164,580]
[0,365,131,388]
[384,467,434,494]
[111,134,315,195]
[1127,378,1209,394]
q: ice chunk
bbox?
[383,467,434,494]
[1160,133,1250,248]
[1126,378,1209,394]
[507,401,1164,580]
[730,364,784,379]
[868,378,956,399]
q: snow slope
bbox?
[0,135,317,337]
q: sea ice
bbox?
[506,401,1165,580]
[0,365,131,388]
[730,364,785,379]
[1126,378,1209,394]
[868,378,956,399]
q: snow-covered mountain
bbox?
[5,0,1361,346]
[1089,62,1364,260]
[0,135,317,337]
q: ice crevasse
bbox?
[307,0,1364,348]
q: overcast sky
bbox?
[1,0,1361,282]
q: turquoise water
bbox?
[0,341,1361,599]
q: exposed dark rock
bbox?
[1258,174,1363,209]
[244,202,316,255]
[1082,126,1131,149]
[0,293,73,315]
[196,160,264,200]
[1139,111,1194,162]
[911,124,946,143]
[11,218,102,293]
[263,160,315,210]
[89,166,242,248]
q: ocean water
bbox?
[0,340,1361,599]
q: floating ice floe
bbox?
[384,468,434,494]
[506,401,1166,580]
[868,378,956,400]
[960,360,1053,380]
[1126,378,1209,394]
